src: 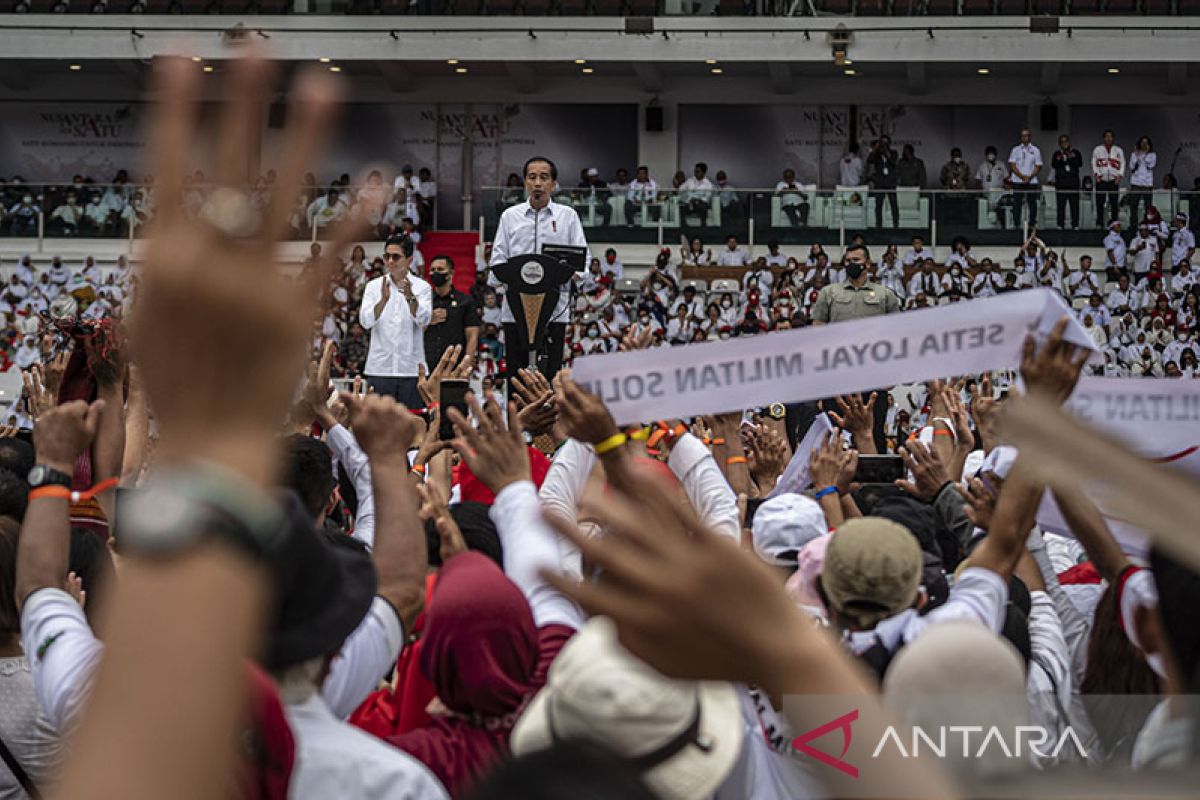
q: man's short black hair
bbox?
[0,468,29,524]
[522,156,558,181]
[844,243,871,261]
[384,233,415,258]
[0,438,34,481]
[636,164,648,172]
[695,162,708,172]
[430,254,455,271]
[281,436,337,522]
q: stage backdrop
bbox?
[0,102,148,181]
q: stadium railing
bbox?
[3,182,1193,251]
[479,185,1194,249]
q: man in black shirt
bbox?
[866,135,899,228]
[1050,134,1083,230]
[424,255,481,370]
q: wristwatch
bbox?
[118,467,286,562]
[27,465,72,490]
[767,402,787,420]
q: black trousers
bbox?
[1012,183,1039,229]
[365,376,423,410]
[782,201,810,227]
[873,191,899,228]
[503,322,567,380]
[1127,186,1152,226]
[1095,180,1120,227]
[1056,189,1080,229]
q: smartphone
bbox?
[853,454,905,485]
[439,380,470,441]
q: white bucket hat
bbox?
[751,493,827,567]
[511,617,743,800]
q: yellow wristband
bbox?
[594,433,628,455]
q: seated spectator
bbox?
[1069,260,1103,299]
[601,248,624,280]
[576,168,611,227]
[680,237,713,268]
[907,259,943,299]
[8,192,40,237]
[714,170,742,224]
[972,260,1003,299]
[763,239,788,267]
[775,168,809,227]
[679,163,713,227]
[902,235,932,270]
[716,235,749,268]
[625,165,658,226]
[308,188,347,231]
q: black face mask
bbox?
[429,272,450,287]
[845,262,866,280]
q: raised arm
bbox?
[448,396,584,631]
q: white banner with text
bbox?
[572,289,1094,426]
[1038,377,1200,555]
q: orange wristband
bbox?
[710,437,726,446]
[726,456,748,466]
[29,477,118,504]
[29,486,70,501]
[932,429,954,437]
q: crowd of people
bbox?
[0,164,438,241]
[0,59,1198,800]
[495,128,1200,233]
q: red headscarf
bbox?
[386,552,572,796]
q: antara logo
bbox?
[871,725,1089,761]
[791,712,1090,778]
[790,710,859,778]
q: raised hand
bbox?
[553,371,619,446]
[22,366,56,422]
[517,390,558,438]
[829,392,877,453]
[894,440,952,501]
[34,399,105,474]
[745,424,790,493]
[511,367,553,410]
[960,471,1004,531]
[446,396,531,494]
[416,480,467,563]
[83,323,126,390]
[340,391,423,462]
[417,344,472,407]
[294,340,336,428]
[128,56,363,487]
[41,344,72,402]
[808,429,845,490]
[1020,317,1090,404]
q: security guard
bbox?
[802,243,900,453]
[810,243,902,325]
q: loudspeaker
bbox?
[645,106,663,132]
[268,102,287,130]
[1040,103,1058,132]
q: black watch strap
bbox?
[27,465,73,490]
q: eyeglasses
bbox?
[384,252,404,261]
